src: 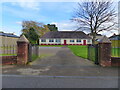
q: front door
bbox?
[64,40,67,45]
[83,40,86,45]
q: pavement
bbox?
[2,47,119,88]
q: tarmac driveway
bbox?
[2,47,118,76]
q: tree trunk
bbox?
[92,32,96,45]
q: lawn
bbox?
[39,45,64,47]
[0,54,17,56]
[68,45,88,59]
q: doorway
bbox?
[83,40,86,45]
[64,40,67,45]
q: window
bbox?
[70,40,74,42]
[87,39,91,42]
[49,39,54,42]
[41,39,46,42]
[56,39,61,42]
[76,39,81,42]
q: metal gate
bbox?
[28,44,39,62]
[88,44,99,64]
[28,44,32,62]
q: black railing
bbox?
[28,44,39,62]
[88,44,99,65]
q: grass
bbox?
[31,54,39,61]
[111,48,120,57]
[39,45,64,47]
[68,45,88,59]
[0,54,17,56]
[68,46,120,59]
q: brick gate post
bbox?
[98,36,111,67]
[17,35,29,65]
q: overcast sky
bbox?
[0,0,119,37]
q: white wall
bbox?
[39,38,92,45]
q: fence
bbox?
[111,47,120,57]
[111,40,120,66]
[0,45,17,56]
[88,44,99,65]
[111,40,120,57]
[28,44,39,62]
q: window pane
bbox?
[49,39,54,42]
[70,40,74,42]
[56,39,61,42]
[87,39,90,42]
[76,39,81,42]
[41,39,46,42]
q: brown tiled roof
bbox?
[41,31,91,39]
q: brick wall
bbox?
[111,57,120,66]
[0,56,17,65]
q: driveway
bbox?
[2,47,118,76]
[2,47,119,88]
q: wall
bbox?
[39,38,92,45]
[0,56,17,65]
[111,57,120,66]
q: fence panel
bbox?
[111,40,120,57]
[88,44,99,64]
[0,45,17,56]
[111,47,120,57]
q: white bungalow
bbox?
[39,31,92,45]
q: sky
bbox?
[0,0,119,37]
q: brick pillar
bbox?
[98,36,111,67]
[17,35,29,65]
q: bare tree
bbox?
[71,1,117,44]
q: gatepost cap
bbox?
[17,35,29,43]
[99,36,111,43]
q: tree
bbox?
[71,1,117,44]
[23,28,39,44]
[21,20,50,44]
[22,20,50,37]
[47,24,58,31]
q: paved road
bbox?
[2,75,118,88]
[2,47,119,88]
